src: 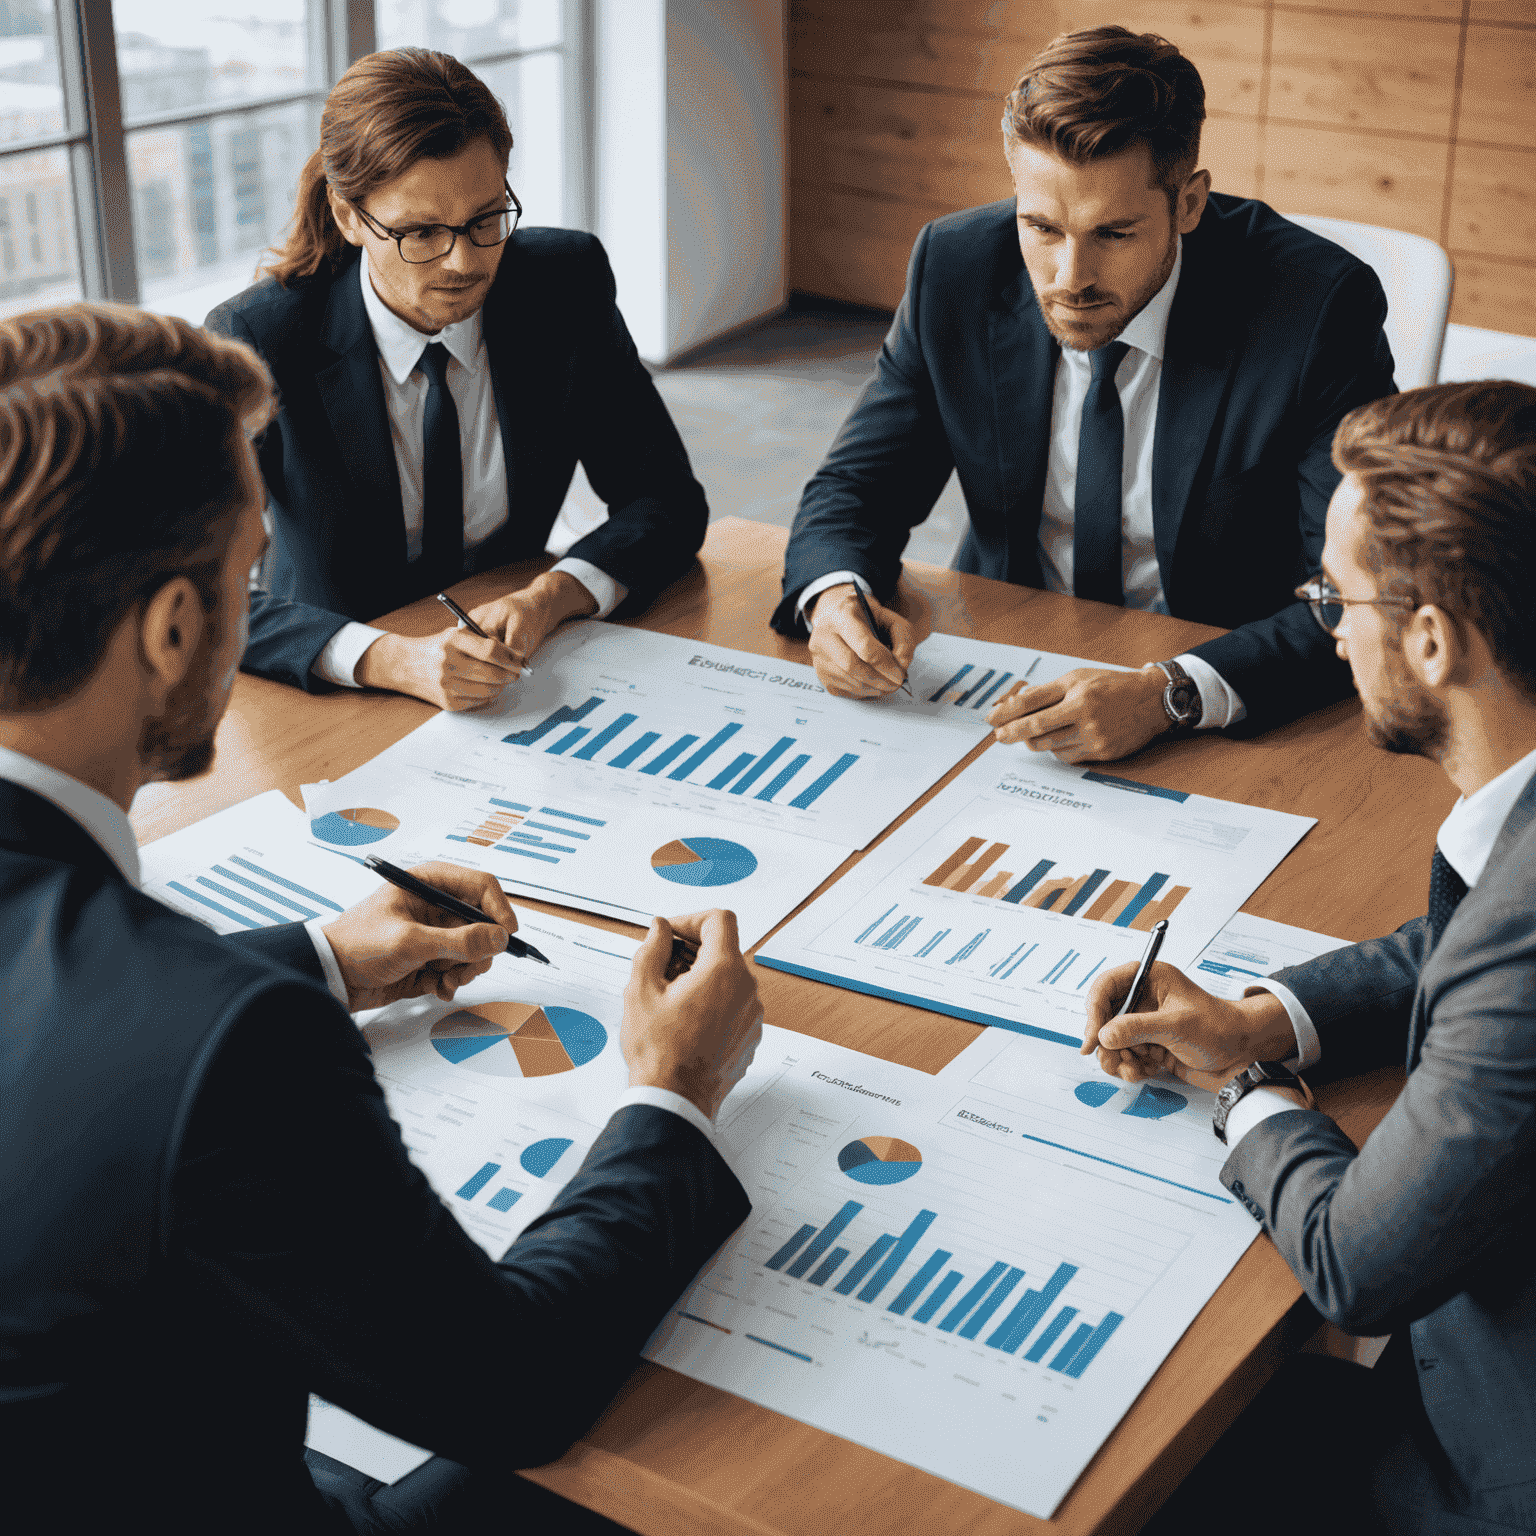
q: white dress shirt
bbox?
[1226,745,1536,1147]
[312,252,626,686]
[801,241,1245,730]
[0,743,717,1144]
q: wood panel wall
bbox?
[789,1,1536,337]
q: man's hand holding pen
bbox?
[806,583,918,699]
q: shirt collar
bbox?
[0,743,140,886]
[359,249,484,384]
[1114,236,1182,363]
[1437,743,1536,888]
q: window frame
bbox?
[0,0,590,308]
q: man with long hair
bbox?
[208,47,707,710]
[779,26,1396,763]
[1086,382,1536,1533]
[0,305,760,1532]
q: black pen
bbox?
[362,856,553,965]
[435,592,533,677]
[1114,918,1169,1018]
[850,585,913,697]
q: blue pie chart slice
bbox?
[838,1136,923,1185]
[311,806,399,846]
[651,836,758,887]
[520,1137,573,1178]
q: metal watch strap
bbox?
[1155,659,1203,729]
[1212,1060,1312,1145]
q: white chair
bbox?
[1283,213,1454,390]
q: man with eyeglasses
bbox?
[1080,381,1536,1535]
[207,47,707,710]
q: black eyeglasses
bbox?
[347,182,522,264]
[1294,575,1415,635]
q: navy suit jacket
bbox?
[0,781,749,1533]
[1225,771,1536,1529]
[207,232,708,691]
[775,195,1397,734]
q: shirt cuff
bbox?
[551,557,626,619]
[1174,652,1247,730]
[1243,980,1321,1070]
[304,917,352,1010]
[1223,1085,1308,1148]
[312,622,389,688]
[798,570,871,627]
[613,1085,717,1145]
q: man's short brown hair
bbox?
[0,303,275,710]
[1004,26,1206,206]
[1334,381,1536,700]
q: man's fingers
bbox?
[405,863,518,932]
[662,907,741,959]
[630,915,676,990]
[989,681,1066,728]
[882,610,919,670]
[1082,962,1141,1052]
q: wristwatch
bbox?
[1154,659,1203,729]
[1213,1060,1315,1145]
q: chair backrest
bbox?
[1283,213,1454,390]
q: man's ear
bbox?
[137,577,201,711]
[1403,604,1465,692]
[1178,168,1211,236]
[328,186,366,250]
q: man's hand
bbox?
[1082,960,1297,1093]
[321,862,514,1011]
[470,570,599,673]
[988,664,1171,762]
[354,628,523,712]
[621,909,764,1120]
[806,584,918,699]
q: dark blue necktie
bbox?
[1427,847,1467,950]
[416,341,463,588]
[1073,340,1131,605]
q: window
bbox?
[0,0,588,324]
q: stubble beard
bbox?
[1365,643,1450,761]
[1036,224,1179,353]
[139,614,225,784]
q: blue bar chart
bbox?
[447,797,607,867]
[166,852,346,931]
[762,1198,1124,1378]
[501,696,861,811]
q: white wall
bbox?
[595,0,785,365]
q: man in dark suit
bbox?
[0,305,759,1533]
[207,47,707,710]
[777,27,1395,762]
[1084,382,1536,1532]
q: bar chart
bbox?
[454,1159,524,1214]
[446,796,606,867]
[165,849,347,931]
[502,695,861,812]
[763,1196,1122,1378]
[921,836,1190,931]
[926,657,1040,711]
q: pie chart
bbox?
[429,1002,607,1077]
[838,1136,923,1185]
[651,836,758,887]
[311,806,399,846]
[521,1137,573,1178]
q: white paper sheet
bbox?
[643,1028,1260,1518]
[1184,913,1352,998]
[755,751,1316,1045]
[362,620,1105,850]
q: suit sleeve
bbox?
[1185,261,1396,733]
[1223,899,1536,1335]
[1273,915,1428,1084]
[771,223,959,634]
[204,299,354,693]
[222,921,329,987]
[561,237,709,615]
[173,981,749,1467]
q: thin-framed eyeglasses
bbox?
[1294,575,1415,635]
[346,182,522,264]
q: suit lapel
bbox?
[315,259,408,579]
[1150,223,1240,590]
[1410,767,1536,1069]
[988,269,1057,587]
[475,247,525,568]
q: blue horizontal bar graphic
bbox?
[753,957,1081,1047]
[745,1334,813,1364]
[536,807,607,826]
[1082,771,1189,803]
[168,880,261,929]
[489,798,530,811]
[227,855,345,913]
[495,845,561,864]
[523,820,591,840]
[508,833,577,853]
[211,864,317,920]
[196,877,287,925]
[1020,1133,1231,1203]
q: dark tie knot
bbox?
[1428,847,1468,950]
[1090,340,1131,384]
[417,341,452,387]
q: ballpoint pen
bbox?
[435,591,533,677]
[850,585,913,697]
[1114,918,1169,1018]
[362,856,554,965]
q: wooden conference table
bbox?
[131,517,1454,1536]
